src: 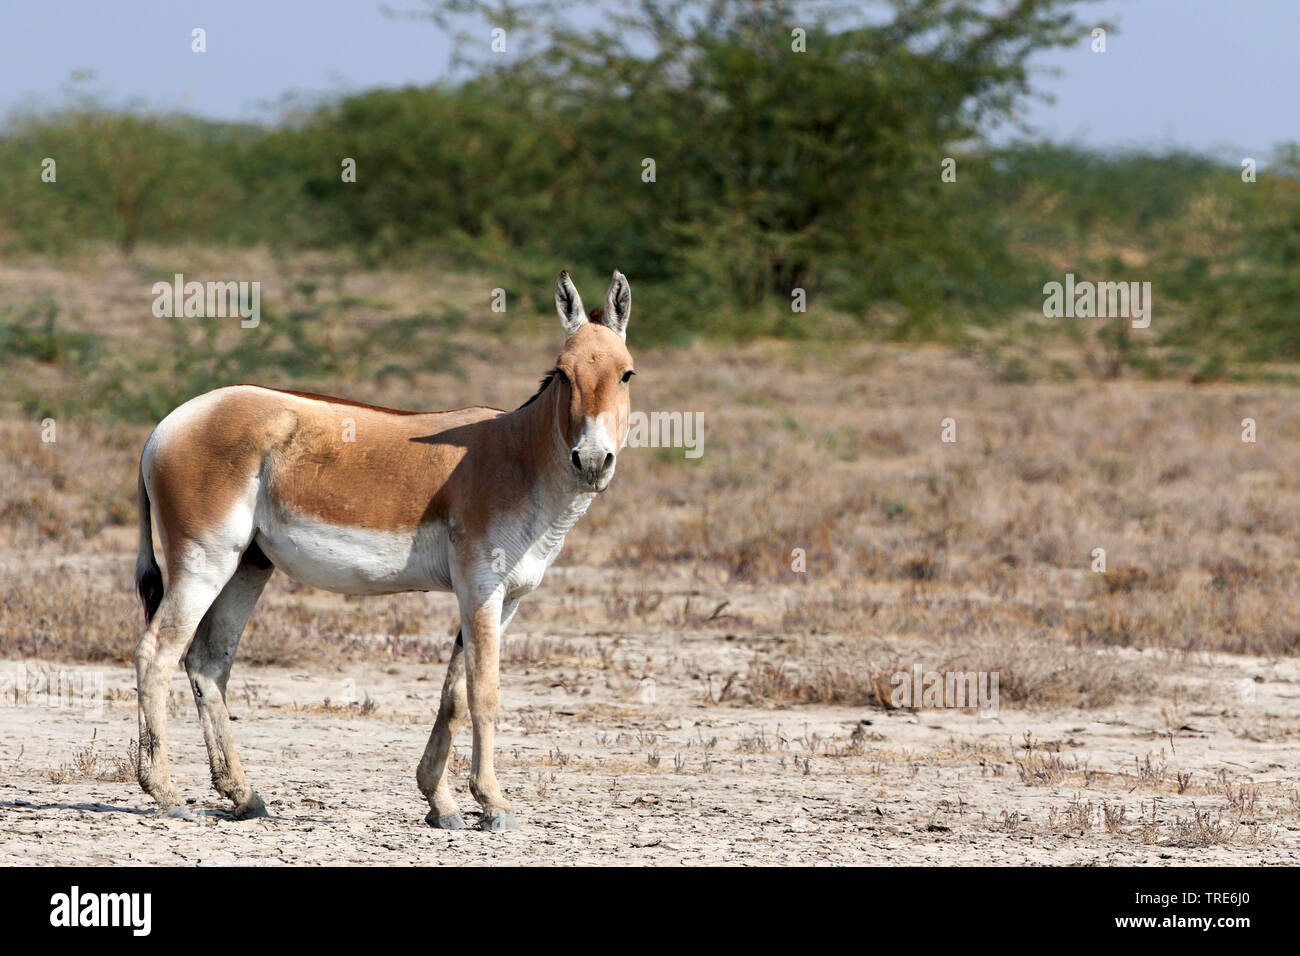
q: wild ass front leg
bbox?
[417,629,469,829]
[418,598,519,829]
[463,598,516,830]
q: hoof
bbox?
[426,810,467,830]
[159,805,198,822]
[233,793,269,820]
[479,809,519,832]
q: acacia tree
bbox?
[402,0,1102,327]
[3,106,234,253]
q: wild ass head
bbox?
[551,269,634,492]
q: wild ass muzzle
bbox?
[133,269,635,831]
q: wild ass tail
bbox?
[136,463,164,624]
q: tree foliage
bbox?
[7,0,1300,367]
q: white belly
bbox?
[254,507,453,595]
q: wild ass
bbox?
[133,270,635,831]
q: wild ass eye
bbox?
[621,369,635,384]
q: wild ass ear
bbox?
[555,270,587,336]
[600,269,631,339]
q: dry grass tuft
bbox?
[45,730,137,784]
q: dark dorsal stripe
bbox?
[266,387,427,416]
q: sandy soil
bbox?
[4,628,1299,865]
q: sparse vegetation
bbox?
[4,248,1300,686]
[44,731,137,784]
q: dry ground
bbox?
[2,248,1299,864]
[3,606,1300,865]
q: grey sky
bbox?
[1,1,1295,158]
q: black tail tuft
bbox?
[136,458,164,626]
[137,562,164,625]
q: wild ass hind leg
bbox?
[135,553,238,817]
[417,628,469,829]
[185,547,274,819]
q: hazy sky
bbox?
[1,1,1295,158]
